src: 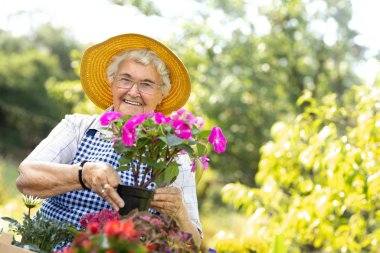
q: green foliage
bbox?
[170,0,364,186]
[0,27,83,156]
[220,86,380,252]
[104,110,217,188]
[109,0,161,16]
[0,158,4,204]
[214,234,270,253]
[2,212,74,253]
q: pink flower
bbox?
[100,112,122,126]
[154,112,171,124]
[80,213,95,228]
[200,155,209,170]
[176,108,187,116]
[208,127,227,153]
[170,108,187,120]
[147,110,155,117]
[151,217,164,227]
[97,209,121,225]
[178,150,188,155]
[124,114,147,128]
[191,159,197,173]
[172,119,192,140]
[194,117,204,129]
[80,209,120,228]
[122,126,136,146]
[185,112,195,124]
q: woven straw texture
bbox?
[80,33,190,115]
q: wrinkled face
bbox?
[111,59,164,116]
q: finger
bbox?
[101,184,124,209]
[108,172,121,188]
[153,193,181,202]
[150,201,177,212]
[154,187,182,195]
[150,202,180,218]
[102,193,120,211]
[84,162,116,187]
[107,187,125,209]
[99,187,120,211]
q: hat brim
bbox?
[80,33,191,115]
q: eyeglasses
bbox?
[113,75,161,95]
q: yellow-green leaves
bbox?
[219,86,380,252]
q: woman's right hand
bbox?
[81,161,125,211]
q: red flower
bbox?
[87,222,100,234]
[120,220,138,240]
[81,239,91,248]
[146,244,157,250]
[104,220,121,237]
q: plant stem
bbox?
[136,153,143,187]
[140,165,150,188]
[132,161,139,187]
[142,168,164,188]
[140,136,156,188]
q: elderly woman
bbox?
[16,34,202,249]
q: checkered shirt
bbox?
[25,110,202,234]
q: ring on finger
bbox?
[100,183,111,195]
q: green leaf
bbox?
[187,140,198,145]
[196,143,207,156]
[117,165,132,171]
[158,136,169,145]
[120,153,134,165]
[1,216,19,225]
[198,130,211,139]
[120,155,133,165]
[271,233,287,253]
[177,143,195,155]
[191,128,199,135]
[114,141,136,153]
[141,158,160,169]
[154,163,179,187]
[166,134,184,146]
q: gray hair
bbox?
[106,49,171,97]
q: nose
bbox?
[128,82,140,96]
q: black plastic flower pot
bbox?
[117,184,154,215]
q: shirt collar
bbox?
[92,105,115,136]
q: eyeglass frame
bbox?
[112,74,162,95]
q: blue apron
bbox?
[39,128,155,231]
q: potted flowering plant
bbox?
[100,108,226,215]
[1,195,74,253]
[60,209,197,253]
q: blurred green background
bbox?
[1,0,380,252]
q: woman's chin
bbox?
[116,105,144,116]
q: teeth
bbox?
[123,99,142,106]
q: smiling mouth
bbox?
[123,99,142,106]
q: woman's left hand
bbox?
[150,187,187,221]
[151,186,201,249]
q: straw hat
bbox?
[80,33,191,115]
